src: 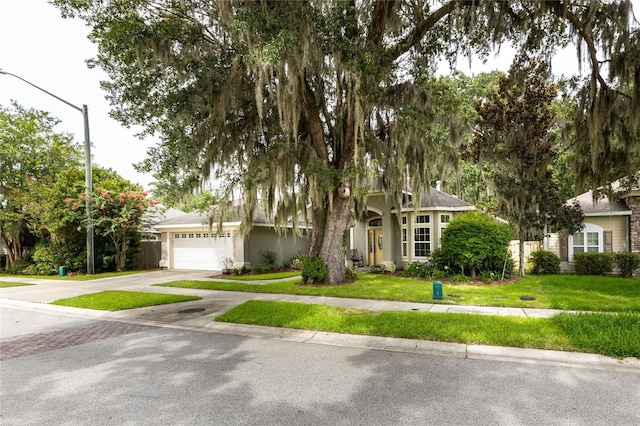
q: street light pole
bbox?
[0,69,95,274]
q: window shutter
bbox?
[604,231,613,253]
[560,235,568,261]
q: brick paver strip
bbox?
[0,322,155,361]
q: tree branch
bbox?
[387,0,473,63]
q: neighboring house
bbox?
[350,186,475,270]
[547,179,640,273]
[153,209,311,271]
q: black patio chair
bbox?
[350,249,364,267]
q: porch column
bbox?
[381,204,397,272]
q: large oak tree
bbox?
[54,0,639,283]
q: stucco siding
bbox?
[245,227,311,265]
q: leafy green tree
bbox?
[0,102,82,270]
[53,0,639,283]
[439,212,513,279]
[471,59,583,275]
[44,167,153,272]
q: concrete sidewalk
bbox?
[1,270,639,372]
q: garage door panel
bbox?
[172,233,233,270]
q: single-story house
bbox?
[153,210,311,271]
[154,186,475,272]
[546,178,640,273]
[349,186,476,271]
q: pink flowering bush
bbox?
[66,186,159,271]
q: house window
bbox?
[415,214,430,224]
[440,214,450,224]
[181,233,187,238]
[401,215,408,258]
[569,223,604,261]
[573,232,599,253]
[188,233,194,238]
[414,228,431,257]
[174,234,180,239]
[413,214,431,258]
[195,233,201,238]
[369,218,382,227]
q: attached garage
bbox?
[172,231,233,270]
[154,210,311,271]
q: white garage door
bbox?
[172,232,233,270]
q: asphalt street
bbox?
[2,306,639,426]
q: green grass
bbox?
[0,281,35,288]
[158,273,640,312]
[51,290,201,311]
[0,270,145,281]
[225,271,301,281]
[216,300,640,358]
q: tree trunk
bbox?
[519,237,525,276]
[308,204,326,257]
[318,194,352,284]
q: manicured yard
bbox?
[51,291,201,311]
[0,270,145,281]
[157,273,640,312]
[216,300,640,358]
[0,281,35,288]
[225,271,301,281]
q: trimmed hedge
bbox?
[613,252,640,278]
[574,252,613,275]
[529,250,560,275]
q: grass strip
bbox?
[0,281,35,288]
[158,273,640,313]
[0,270,145,281]
[552,312,640,358]
[51,290,201,311]
[225,271,301,281]
[216,300,640,358]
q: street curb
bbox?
[466,345,640,373]
[2,297,639,373]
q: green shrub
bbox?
[529,250,561,275]
[430,249,459,275]
[451,274,469,282]
[613,252,640,277]
[344,267,358,281]
[439,212,513,278]
[574,252,613,275]
[402,261,431,278]
[301,255,328,284]
[260,249,278,266]
[479,271,497,284]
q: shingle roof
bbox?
[154,208,268,228]
[403,188,474,210]
[569,190,630,216]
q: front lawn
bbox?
[225,271,301,281]
[51,290,201,311]
[216,300,640,358]
[0,281,35,288]
[157,273,640,312]
[0,270,145,281]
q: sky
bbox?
[1,1,638,191]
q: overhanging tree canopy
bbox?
[54,0,639,283]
